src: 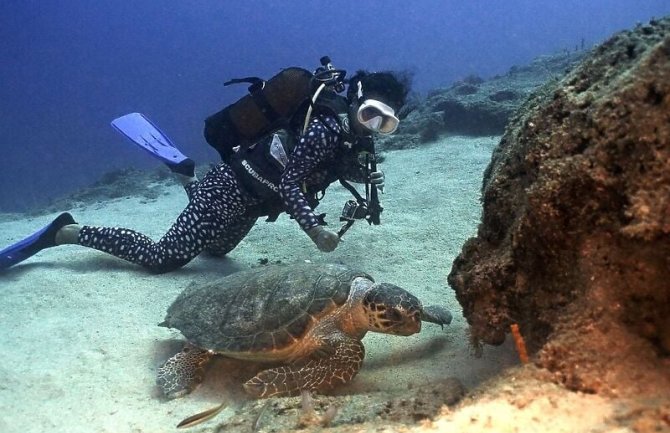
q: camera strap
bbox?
[338,178,367,205]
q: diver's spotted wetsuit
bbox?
[77,115,368,273]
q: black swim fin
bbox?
[0,212,76,270]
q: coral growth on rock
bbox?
[448,17,670,397]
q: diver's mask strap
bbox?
[356,99,400,134]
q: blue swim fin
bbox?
[0,212,76,270]
[111,112,195,176]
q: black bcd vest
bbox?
[229,91,352,220]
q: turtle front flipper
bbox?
[157,345,212,399]
[244,336,365,398]
[421,305,453,328]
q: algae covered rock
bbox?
[448,17,670,395]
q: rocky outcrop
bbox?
[448,17,670,396]
[378,51,585,151]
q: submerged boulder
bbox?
[448,17,670,396]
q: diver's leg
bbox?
[73,205,210,273]
[70,164,249,273]
[204,215,258,257]
[54,173,201,246]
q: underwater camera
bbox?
[340,199,369,222]
[337,199,370,238]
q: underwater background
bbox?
[1,2,670,432]
[1,0,668,212]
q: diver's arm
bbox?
[279,115,342,231]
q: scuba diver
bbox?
[0,66,410,273]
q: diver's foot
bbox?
[0,212,77,269]
[169,158,196,177]
[55,224,82,245]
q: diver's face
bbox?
[356,99,399,134]
[350,95,399,136]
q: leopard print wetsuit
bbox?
[77,115,368,273]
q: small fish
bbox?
[252,401,271,432]
[176,402,226,429]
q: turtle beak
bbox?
[392,311,421,336]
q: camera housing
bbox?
[340,200,369,221]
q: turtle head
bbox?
[362,283,422,336]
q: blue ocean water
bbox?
[0,0,668,212]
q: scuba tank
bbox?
[204,57,346,162]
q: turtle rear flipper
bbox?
[244,336,365,398]
[157,345,212,399]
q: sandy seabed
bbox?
[0,136,620,433]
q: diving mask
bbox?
[356,99,399,134]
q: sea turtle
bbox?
[157,263,452,399]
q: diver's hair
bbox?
[347,70,413,111]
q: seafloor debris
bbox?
[213,378,464,432]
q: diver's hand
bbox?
[306,226,340,252]
[369,170,385,192]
